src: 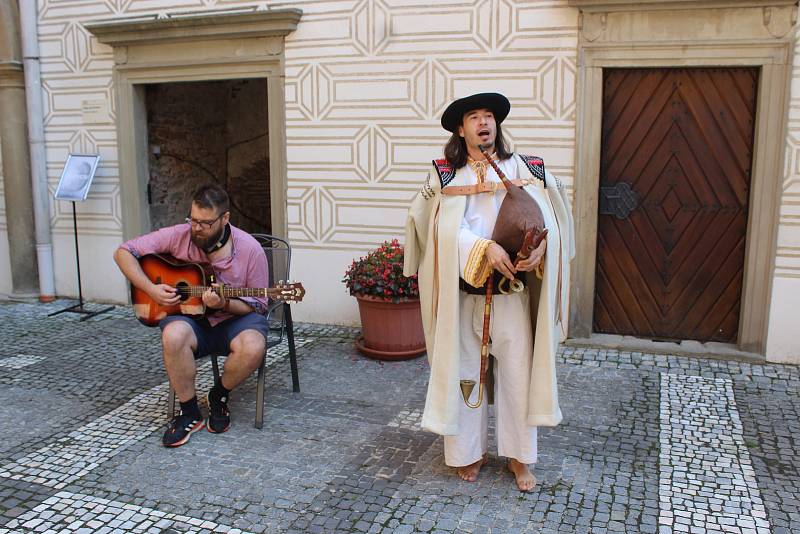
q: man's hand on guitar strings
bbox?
[148,284,180,306]
[203,283,226,310]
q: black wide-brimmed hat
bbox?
[440,92,510,133]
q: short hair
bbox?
[192,183,230,214]
[443,121,511,169]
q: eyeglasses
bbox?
[185,212,225,230]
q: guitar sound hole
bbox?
[175,281,190,302]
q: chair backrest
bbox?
[251,234,292,342]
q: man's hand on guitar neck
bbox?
[203,283,227,311]
[203,283,255,315]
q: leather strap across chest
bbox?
[441,178,539,196]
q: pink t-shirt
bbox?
[120,223,269,325]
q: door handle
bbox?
[599,182,639,219]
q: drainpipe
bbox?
[19,0,55,301]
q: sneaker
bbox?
[162,413,205,447]
[207,391,231,434]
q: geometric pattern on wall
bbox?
[282,0,580,249]
[0,0,791,314]
[39,2,121,239]
[31,0,581,252]
[777,32,800,281]
[779,129,800,280]
[0,0,787,328]
[35,0,581,252]
[61,22,94,73]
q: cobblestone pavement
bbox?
[0,299,798,534]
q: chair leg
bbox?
[285,304,300,393]
[167,384,176,420]
[211,354,221,383]
[255,353,265,429]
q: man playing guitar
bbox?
[114,184,270,447]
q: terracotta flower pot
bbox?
[354,295,427,361]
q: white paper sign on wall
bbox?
[81,99,111,124]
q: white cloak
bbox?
[403,153,575,436]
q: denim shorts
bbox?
[159,313,269,358]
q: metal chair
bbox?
[167,233,300,429]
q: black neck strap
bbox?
[205,223,231,253]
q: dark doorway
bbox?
[145,78,271,234]
[593,67,758,343]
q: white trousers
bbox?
[443,289,538,467]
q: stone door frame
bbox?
[86,9,302,240]
[568,0,796,354]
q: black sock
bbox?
[209,380,230,404]
[179,396,201,420]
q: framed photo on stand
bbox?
[54,154,100,201]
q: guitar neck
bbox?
[183,286,276,298]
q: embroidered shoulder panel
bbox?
[432,158,456,188]
[420,173,435,201]
[519,154,546,184]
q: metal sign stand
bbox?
[48,201,115,321]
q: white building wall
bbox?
[33,0,579,323]
[279,0,578,323]
[766,25,800,362]
[28,0,799,360]
[36,0,123,304]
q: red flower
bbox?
[342,240,420,302]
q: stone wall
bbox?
[146,78,270,233]
[225,78,271,235]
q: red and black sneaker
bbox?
[162,414,205,447]
[206,391,231,434]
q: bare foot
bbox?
[456,454,488,482]
[507,458,537,491]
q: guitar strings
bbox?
[173,287,268,297]
[171,286,299,298]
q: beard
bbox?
[191,224,224,251]
[474,135,494,153]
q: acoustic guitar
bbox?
[132,254,305,327]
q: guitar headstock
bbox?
[274,281,306,303]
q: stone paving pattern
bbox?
[0,299,797,533]
[658,374,770,534]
